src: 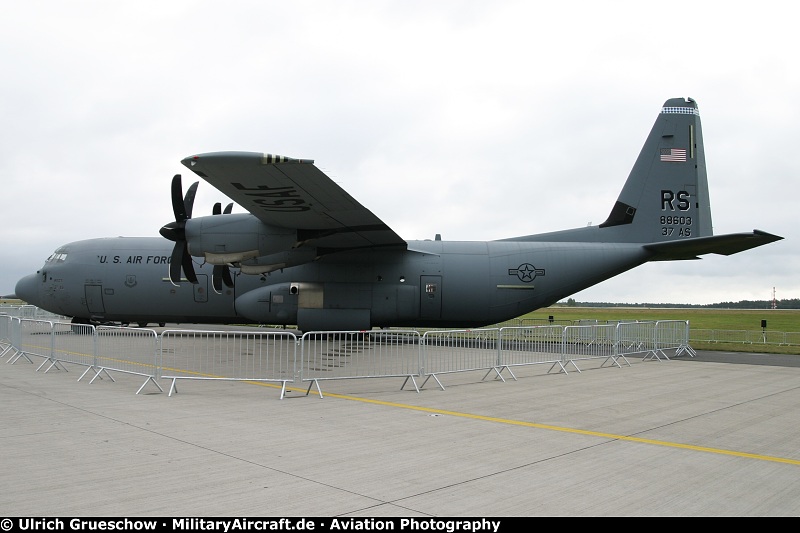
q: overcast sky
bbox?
[1,1,797,305]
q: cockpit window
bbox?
[46,252,67,263]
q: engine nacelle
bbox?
[184,213,298,264]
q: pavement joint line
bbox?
[253,381,800,467]
[15,350,800,468]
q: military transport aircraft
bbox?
[14,97,783,331]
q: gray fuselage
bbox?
[15,236,651,330]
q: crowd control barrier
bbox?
[2,316,694,398]
[160,329,299,398]
[300,330,422,397]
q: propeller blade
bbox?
[170,175,187,221]
[221,265,234,287]
[164,175,200,285]
[169,243,184,285]
[183,181,198,220]
[212,265,223,293]
[181,244,198,284]
[212,202,233,216]
[171,174,199,220]
[212,264,235,293]
[158,220,180,242]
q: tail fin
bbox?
[510,97,782,256]
[599,97,712,242]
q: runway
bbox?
[2,344,799,517]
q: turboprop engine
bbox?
[159,174,313,290]
[184,213,297,265]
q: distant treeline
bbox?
[560,298,800,309]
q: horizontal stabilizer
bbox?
[644,230,783,261]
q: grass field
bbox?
[525,306,800,355]
[526,306,800,331]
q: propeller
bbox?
[212,202,233,216]
[159,174,199,285]
[211,201,235,293]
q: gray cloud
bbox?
[1,1,795,304]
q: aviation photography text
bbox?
[5,518,504,533]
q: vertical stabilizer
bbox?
[599,97,713,243]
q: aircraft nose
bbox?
[15,273,41,306]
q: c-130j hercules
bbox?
[15,98,782,331]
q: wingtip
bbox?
[752,229,784,242]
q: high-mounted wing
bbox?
[181,152,407,250]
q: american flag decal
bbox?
[660,148,687,162]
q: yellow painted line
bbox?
[20,343,800,467]
[257,382,800,467]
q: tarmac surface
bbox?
[2,335,800,517]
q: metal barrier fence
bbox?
[421,328,503,390]
[563,324,620,368]
[161,329,298,398]
[616,321,655,358]
[3,317,693,398]
[0,305,66,320]
[51,321,96,372]
[93,326,161,393]
[498,325,566,373]
[655,320,695,358]
[0,315,12,357]
[301,330,421,397]
[9,318,59,369]
[1,316,22,358]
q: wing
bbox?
[182,151,406,250]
